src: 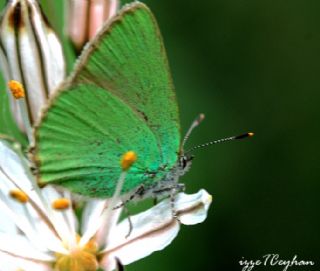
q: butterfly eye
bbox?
[180,155,193,170]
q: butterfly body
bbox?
[32,2,191,199]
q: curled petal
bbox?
[100,189,212,270]
[175,189,212,225]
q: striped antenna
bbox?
[185,132,254,154]
[181,113,205,151]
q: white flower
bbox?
[0,139,212,271]
[0,0,65,135]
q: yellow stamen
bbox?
[9,189,28,204]
[55,250,98,271]
[8,80,25,99]
[52,198,71,210]
[55,237,98,271]
[121,151,137,171]
[248,132,254,137]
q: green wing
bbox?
[33,2,180,198]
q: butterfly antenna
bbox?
[181,113,206,151]
[185,132,254,154]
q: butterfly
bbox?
[32,2,251,201]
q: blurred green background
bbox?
[0,0,319,270]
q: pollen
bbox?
[52,198,71,210]
[55,250,98,271]
[55,237,98,271]
[121,151,137,171]
[8,80,25,99]
[9,189,28,203]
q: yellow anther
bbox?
[121,151,137,171]
[55,235,98,271]
[9,189,28,204]
[52,198,71,210]
[55,250,98,271]
[248,132,254,137]
[8,80,25,99]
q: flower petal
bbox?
[175,189,212,225]
[0,140,68,253]
[100,189,212,270]
[0,251,51,271]
[80,198,122,248]
[0,232,54,262]
[0,201,17,234]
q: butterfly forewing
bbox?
[33,3,180,198]
[73,3,181,165]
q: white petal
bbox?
[0,140,68,253]
[0,232,54,262]
[0,2,26,130]
[29,3,65,95]
[100,189,212,270]
[0,140,38,196]
[41,186,78,247]
[0,202,17,234]
[80,199,122,248]
[18,3,48,121]
[0,251,51,271]
[95,204,122,248]
[81,198,107,235]
[175,189,212,225]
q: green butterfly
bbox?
[33,2,185,199]
[33,2,251,200]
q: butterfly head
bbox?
[178,154,194,176]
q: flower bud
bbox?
[66,0,119,52]
[0,0,66,134]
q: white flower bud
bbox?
[0,0,66,134]
[66,0,119,52]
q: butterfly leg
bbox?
[113,185,146,209]
[169,183,185,221]
[123,205,133,238]
[170,190,179,220]
[152,183,185,220]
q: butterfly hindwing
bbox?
[33,2,180,197]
